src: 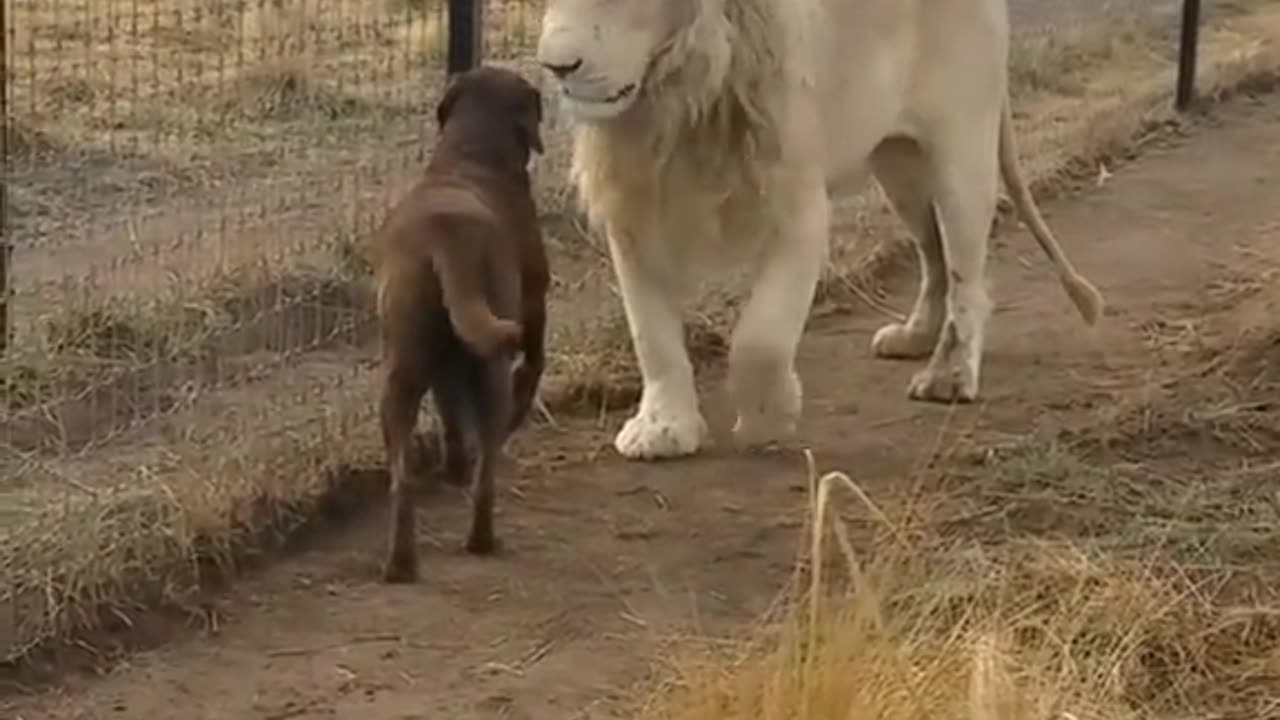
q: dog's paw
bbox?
[614,408,708,460]
[381,549,418,584]
[442,457,471,488]
[464,532,503,556]
[731,370,801,450]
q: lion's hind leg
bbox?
[869,137,947,360]
[906,124,1000,404]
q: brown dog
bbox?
[369,66,549,583]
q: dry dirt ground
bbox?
[2,91,1278,720]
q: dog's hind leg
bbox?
[432,369,474,488]
[510,304,546,434]
[466,357,514,555]
[380,364,430,583]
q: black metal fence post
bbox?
[1,0,10,357]
[446,0,485,75]
[1176,0,1202,111]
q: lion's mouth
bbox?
[563,82,637,106]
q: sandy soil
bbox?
[0,86,1276,720]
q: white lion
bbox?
[536,0,1104,460]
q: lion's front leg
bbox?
[727,182,830,450]
[607,230,708,460]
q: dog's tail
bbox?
[427,221,524,358]
[998,92,1104,326]
[435,252,523,358]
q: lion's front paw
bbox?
[731,370,802,450]
[614,407,708,460]
[871,322,937,359]
[907,363,978,404]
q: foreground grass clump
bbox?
[647,278,1280,719]
[638,466,1134,720]
[640,452,1280,720]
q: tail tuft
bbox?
[1063,273,1104,326]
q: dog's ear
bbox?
[436,74,465,129]
[516,85,545,155]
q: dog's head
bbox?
[436,66,545,159]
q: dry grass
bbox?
[3,0,1280,667]
[635,464,1147,720]
[640,521,1280,720]
[5,0,546,329]
[636,191,1280,720]
[636,304,1280,720]
[7,0,541,150]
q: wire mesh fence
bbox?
[0,0,1236,658]
[0,0,560,657]
[0,0,553,452]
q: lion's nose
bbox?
[541,58,583,79]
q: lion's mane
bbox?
[569,0,811,256]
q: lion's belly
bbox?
[807,1,917,191]
[807,0,1009,193]
[813,68,909,197]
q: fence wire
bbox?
[0,0,548,455]
[0,0,549,657]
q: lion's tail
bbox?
[997,95,1105,326]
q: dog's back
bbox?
[372,176,526,361]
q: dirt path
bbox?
[3,93,1277,720]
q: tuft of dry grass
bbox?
[1010,15,1173,98]
[7,0,541,145]
[0,376,385,661]
[638,424,1280,720]
[637,208,1280,720]
[635,462,1143,720]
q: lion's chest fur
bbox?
[572,110,785,275]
